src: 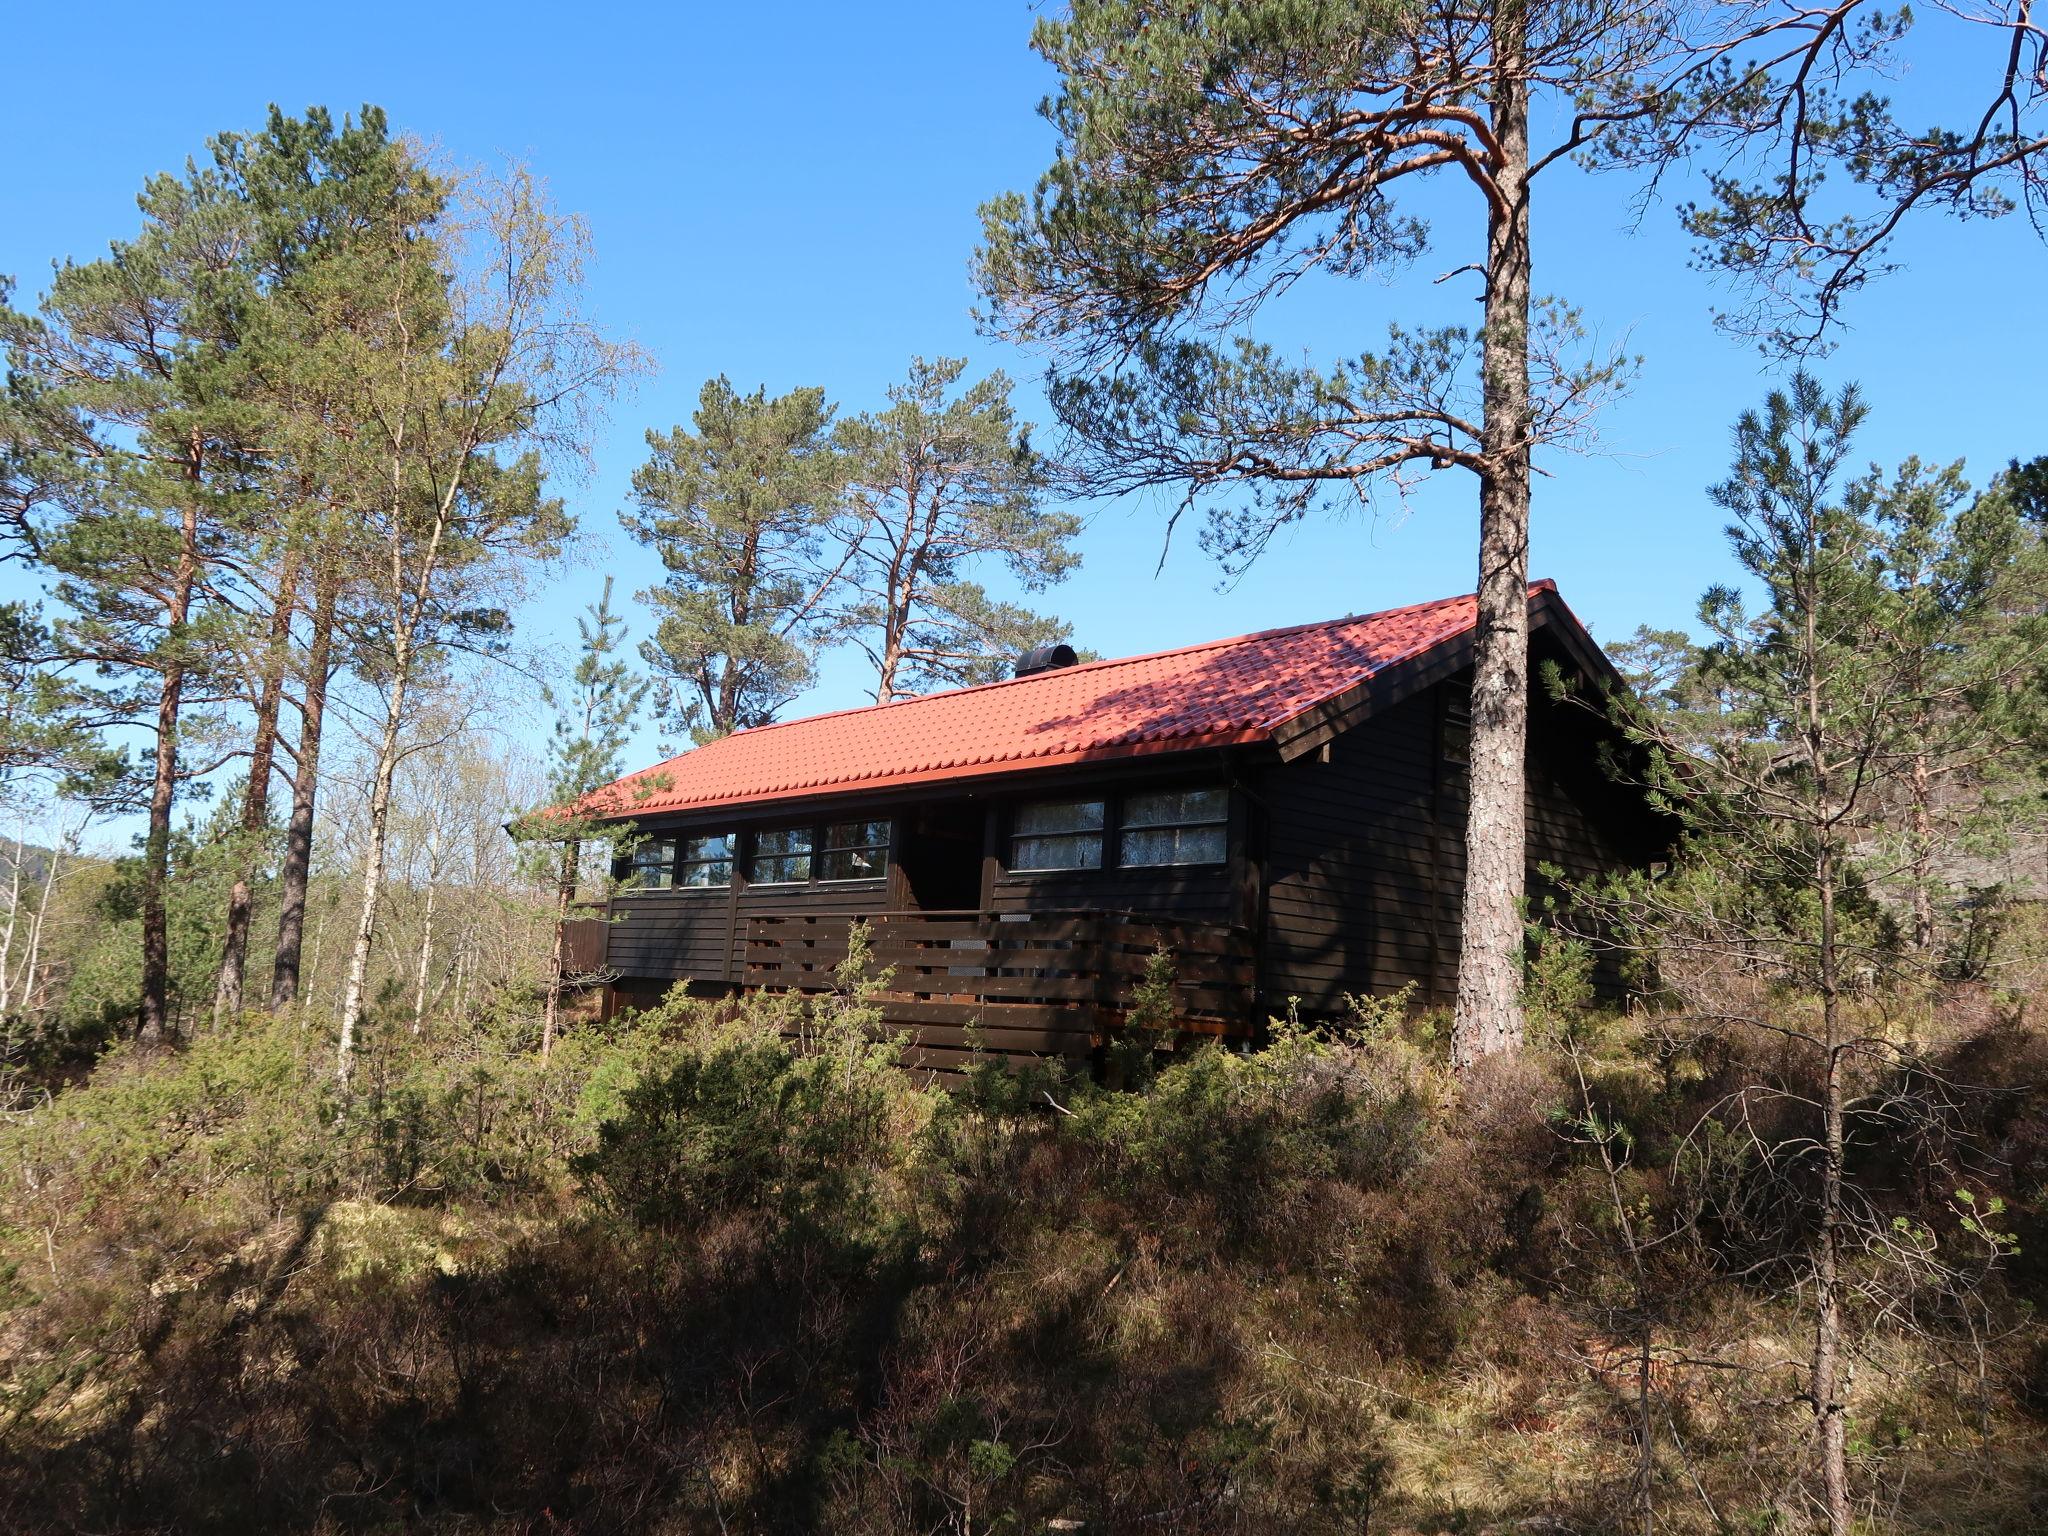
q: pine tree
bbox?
[521,577,646,1057]
[199,105,427,1023]
[975,0,2046,1068]
[1,161,263,1043]
[833,357,1080,701]
[1596,376,2043,1533]
[622,378,851,744]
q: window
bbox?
[1011,799,1105,871]
[626,837,677,891]
[677,832,734,888]
[821,819,890,881]
[1441,681,1472,767]
[748,826,813,884]
[1119,787,1228,866]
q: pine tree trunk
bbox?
[542,838,580,1060]
[336,662,410,1083]
[1908,749,1936,952]
[1452,0,1533,1069]
[1813,841,1851,1536]
[270,568,338,1009]
[139,490,202,1045]
[216,551,300,1024]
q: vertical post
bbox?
[978,803,1001,913]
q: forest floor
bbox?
[2,969,2045,1534]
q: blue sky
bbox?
[4,2,2042,778]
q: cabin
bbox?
[566,581,1667,1077]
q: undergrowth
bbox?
[0,968,2044,1534]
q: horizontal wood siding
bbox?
[1257,646,1659,1013]
[732,880,890,979]
[989,866,1234,924]
[1259,687,1446,1011]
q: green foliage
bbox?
[622,376,850,746]
[1,982,2042,1533]
[1599,374,2047,988]
[577,1022,893,1230]
[832,356,1079,699]
[1069,1014,1439,1245]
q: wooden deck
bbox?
[593,907,1258,1077]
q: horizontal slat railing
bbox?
[739,909,1257,1070]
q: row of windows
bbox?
[626,819,889,891]
[621,788,1229,891]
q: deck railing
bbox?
[741,909,1257,1073]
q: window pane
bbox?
[681,833,732,863]
[1121,820,1227,867]
[820,848,883,881]
[1118,827,1180,867]
[824,820,889,852]
[628,838,676,890]
[752,853,811,884]
[755,827,813,858]
[1015,799,1104,836]
[1011,832,1103,871]
[1123,787,1227,828]
[679,857,731,888]
[749,826,814,883]
[819,819,888,881]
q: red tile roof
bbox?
[586,582,1559,820]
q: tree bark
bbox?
[541,836,578,1060]
[0,830,24,1018]
[17,835,62,1022]
[410,818,442,1033]
[215,550,300,1024]
[336,659,409,1082]
[1452,0,1533,1069]
[270,567,338,1009]
[139,486,202,1046]
[1907,748,1936,952]
[1813,841,1851,1536]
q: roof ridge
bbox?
[620,584,1539,781]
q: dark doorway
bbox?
[898,801,986,912]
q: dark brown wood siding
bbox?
[988,866,1234,924]
[603,889,731,982]
[1257,686,1450,1010]
[1256,636,1661,1014]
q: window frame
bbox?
[1008,796,1108,874]
[675,831,735,889]
[624,836,678,892]
[817,818,892,883]
[1116,786,1230,869]
[746,824,817,886]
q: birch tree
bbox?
[329,168,636,1084]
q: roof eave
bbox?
[579,725,1273,823]
[1266,585,1615,761]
